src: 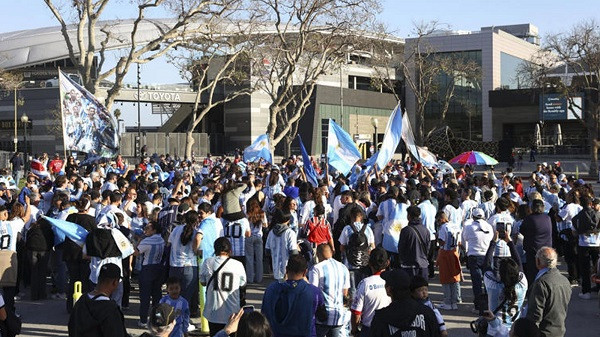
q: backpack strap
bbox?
[206,257,231,290]
[349,222,360,234]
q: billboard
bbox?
[540,93,584,121]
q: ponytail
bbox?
[180,210,199,246]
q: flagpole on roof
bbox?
[57,67,67,160]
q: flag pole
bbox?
[57,67,68,160]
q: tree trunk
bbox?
[283,137,292,158]
[185,130,195,159]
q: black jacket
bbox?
[398,221,430,268]
[572,207,600,235]
[370,299,440,337]
[68,293,127,337]
[26,218,54,252]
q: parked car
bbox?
[45,73,83,87]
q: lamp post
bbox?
[20,113,28,170]
[371,117,379,150]
[13,81,34,152]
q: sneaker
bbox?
[188,324,197,332]
[452,304,458,310]
[436,303,457,310]
[579,292,592,300]
[137,321,148,328]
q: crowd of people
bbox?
[0,151,595,337]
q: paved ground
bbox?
[14,256,599,337]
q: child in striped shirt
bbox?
[159,277,190,337]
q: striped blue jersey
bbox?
[308,258,350,326]
[222,218,250,257]
[168,224,201,267]
[438,222,462,251]
[137,234,165,265]
[265,226,297,280]
[484,270,528,336]
[418,200,437,240]
[557,203,582,241]
[443,205,463,228]
[160,295,190,337]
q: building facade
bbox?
[405,24,541,142]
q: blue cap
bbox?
[340,185,350,192]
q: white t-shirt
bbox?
[351,274,391,328]
[200,256,247,324]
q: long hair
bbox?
[499,258,521,305]
[180,210,199,246]
[246,199,265,227]
[237,311,273,337]
[10,202,25,220]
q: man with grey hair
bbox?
[526,246,571,337]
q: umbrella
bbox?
[449,151,499,166]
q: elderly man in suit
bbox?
[526,247,571,337]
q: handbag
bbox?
[0,250,18,288]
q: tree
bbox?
[401,22,445,143]
[251,0,380,156]
[373,22,481,142]
[169,19,254,158]
[43,0,240,111]
[520,20,600,176]
[435,54,481,124]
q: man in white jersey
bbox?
[309,243,350,337]
[200,237,247,336]
[351,247,391,337]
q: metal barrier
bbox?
[119,132,210,157]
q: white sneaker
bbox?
[579,292,592,300]
[187,324,197,332]
[137,321,148,328]
[436,303,457,310]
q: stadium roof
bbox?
[0,19,404,70]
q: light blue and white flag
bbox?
[243,134,273,164]
[327,119,361,175]
[376,103,403,169]
[59,70,119,158]
[298,135,319,187]
[43,216,89,247]
[401,109,420,163]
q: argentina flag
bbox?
[43,216,89,247]
[298,135,319,187]
[376,103,403,169]
[59,70,119,158]
[327,119,361,175]
[244,134,273,164]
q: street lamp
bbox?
[13,81,34,152]
[371,117,379,149]
[20,113,28,170]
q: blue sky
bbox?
[1,0,598,127]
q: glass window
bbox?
[500,52,530,90]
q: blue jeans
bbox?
[316,324,344,337]
[169,266,199,304]
[139,264,163,323]
[467,255,486,308]
[245,236,263,283]
[442,282,461,305]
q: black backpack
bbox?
[346,222,369,267]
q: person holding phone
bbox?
[519,199,553,285]
[481,226,528,337]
